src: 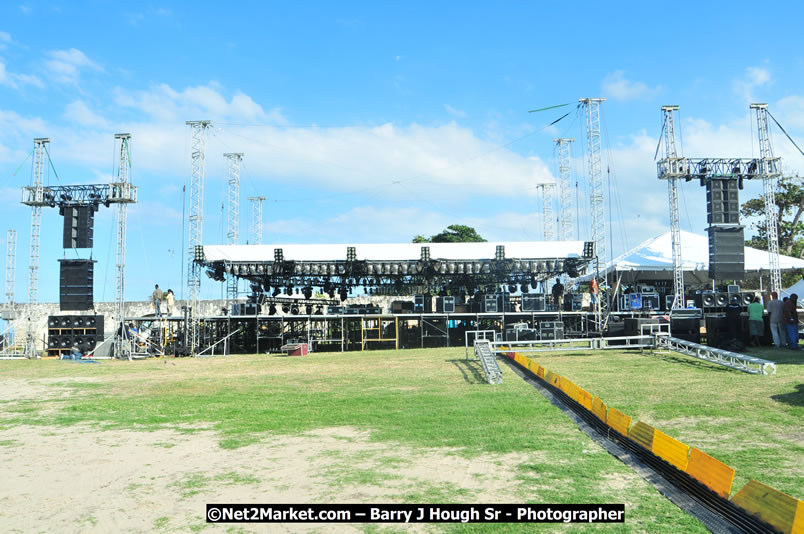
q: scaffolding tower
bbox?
[660,106,685,310]
[249,196,265,245]
[186,121,212,355]
[580,98,607,328]
[751,103,782,295]
[225,153,243,303]
[536,184,555,240]
[555,138,575,242]
[5,229,16,308]
[113,134,133,359]
[25,138,49,358]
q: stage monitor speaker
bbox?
[59,259,95,311]
[522,293,546,312]
[62,206,95,248]
[496,293,511,313]
[436,296,455,313]
[628,293,642,310]
[484,295,498,313]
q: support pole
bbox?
[225,153,243,303]
[114,134,132,360]
[554,138,575,242]
[249,196,265,245]
[25,138,49,358]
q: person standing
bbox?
[783,293,799,349]
[152,284,163,317]
[747,296,764,347]
[165,289,175,316]
[551,277,564,309]
[767,291,785,348]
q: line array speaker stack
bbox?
[47,315,104,356]
[705,178,744,281]
[59,259,95,311]
[708,226,745,281]
[706,179,740,225]
[62,206,95,249]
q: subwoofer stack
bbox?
[47,315,104,357]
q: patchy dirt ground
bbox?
[0,423,530,533]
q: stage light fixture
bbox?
[305,305,313,315]
[495,245,505,261]
[583,242,594,258]
[269,304,277,315]
[339,288,348,302]
[314,306,323,315]
[508,284,516,293]
[347,247,356,262]
[272,287,281,297]
[290,305,300,315]
[285,286,293,296]
[420,246,430,261]
[281,304,290,313]
[274,248,284,262]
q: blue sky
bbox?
[2,1,804,303]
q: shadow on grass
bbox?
[745,348,804,365]
[446,359,485,384]
[646,352,732,372]
[770,384,804,407]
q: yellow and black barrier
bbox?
[502,350,803,534]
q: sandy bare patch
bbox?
[0,424,529,533]
[0,377,99,404]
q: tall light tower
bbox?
[580,98,607,327]
[113,134,133,359]
[554,138,575,241]
[24,138,49,358]
[751,103,782,294]
[186,120,212,355]
[660,106,685,310]
[249,196,265,245]
[225,153,243,303]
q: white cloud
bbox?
[0,60,44,89]
[733,66,772,104]
[44,48,102,85]
[444,104,467,119]
[602,71,660,101]
[63,100,108,128]
[0,31,10,50]
[114,83,277,123]
[19,5,31,14]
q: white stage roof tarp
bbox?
[202,241,588,263]
[600,230,804,275]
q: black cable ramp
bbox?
[501,358,780,534]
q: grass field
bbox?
[0,344,801,533]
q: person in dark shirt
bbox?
[725,295,742,341]
[551,278,564,309]
[782,293,799,349]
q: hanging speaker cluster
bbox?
[61,205,96,249]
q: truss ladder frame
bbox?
[555,138,575,241]
[751,103,782,295]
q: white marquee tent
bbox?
[589,230,804,287]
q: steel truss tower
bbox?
[249,196,265,245]
[580,98,607,327]
[5,229,16,308]
[554,138,575,241]
[3,229,16,350]
[660,106,685,310]
[751,104,782,295]
[25,138,49,358]
[225,153,243,303]
[114,134,132,359]
[536,184,555,240]
[186,121,212,355]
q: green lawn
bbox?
[524,345,804,500]
[4,345,797,532]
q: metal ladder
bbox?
[474,339,503,384]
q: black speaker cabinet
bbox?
[641,294,660,310]
[706,179,740,225]
[522,293,546,312]
[62,205,95,249]
[708,225,745,280]
[59,259,95,311]
[436,296,455,313]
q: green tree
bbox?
[741,175,804,257]
[741,175,804,286]
[411,224,487,243]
